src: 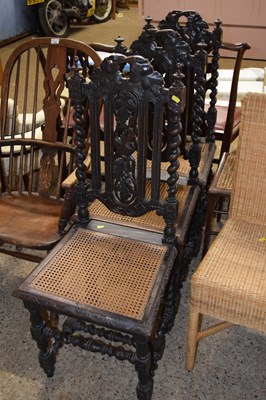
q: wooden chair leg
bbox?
[185,305,202,371]
[134,335,154,400]
[202,192,217,257]
[24,302,57,377]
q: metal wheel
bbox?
[38,0,70,37]
[91,0,113,23]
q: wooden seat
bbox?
[14,55,186,400]
[185,93,266,371]
[0,37,102,261]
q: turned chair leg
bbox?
[134,335,154,400]
[24,302,57,377]
[185,305,202,371]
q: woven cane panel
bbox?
[230,93,266,223]
[146,143,210,177]
[216,154,235,190]
[29,228,167,320]
[89,184,190,232]
[191,218,266,333]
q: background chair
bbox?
[202,42,252,255]
[211,41,251,163]
[0,37,102,262]
[157,12,251,256]
[186,92,266,371]
[14,54,186,400]
[157,10,251,163]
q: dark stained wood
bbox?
[14,55,186,400]
[89,19,216,276]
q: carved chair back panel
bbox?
[69,55,186,243]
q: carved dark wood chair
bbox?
[156,11,252,257]
[158,11,221,151]
[158,10,251,163]
[88,29,210,281]
[90,20,218,188]
[61,42,203,288]
[129,25,217,189]
[14,55,186,400]
[0,37,102,262]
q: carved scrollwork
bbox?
[112,90,137,204]
[158,10,212,53]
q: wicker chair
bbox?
[185,92,266,371]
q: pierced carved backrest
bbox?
[69,55,186,244]
[157,12,223,144]
[130,27,208,181]
[0,37,101,198]
[158,10,215,53]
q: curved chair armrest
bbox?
[89,42,117,53]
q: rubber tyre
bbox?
[91,0,113,23]
[38,0,70,38]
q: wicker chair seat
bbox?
[148,142,216,186]
[214,153,235,192]
[191,217,266,333]
[18,225,175,332]
[89,182,200,245]
[95,141,215,186]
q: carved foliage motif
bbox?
[158,10,212,52]
[112,90,137,204]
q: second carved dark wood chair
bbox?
[158,10,251,163]
[88,28,210,281]
[14,55,186,399]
